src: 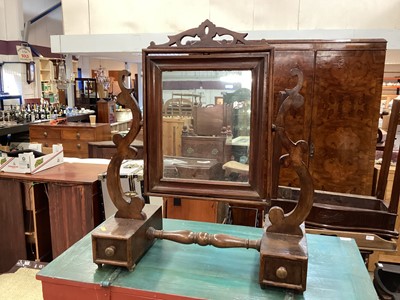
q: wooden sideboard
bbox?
[0,162,107,273]
[29,122,111,158]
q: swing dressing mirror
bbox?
[143,26,274,202]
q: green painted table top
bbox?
[38,219,377,299]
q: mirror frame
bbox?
[143,20,274,202]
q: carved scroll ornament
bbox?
[149,19,250,48]
[106,70,146,220]
[268,68,314,236]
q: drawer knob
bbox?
[276,266,287,279]
[43,132,48,137]
[76,144,81,149]
[76,132,80,138]
[105,246,116,257]
[44,143,49,147]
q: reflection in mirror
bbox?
[161,70,252,183]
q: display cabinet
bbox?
[74,78,98,110]
[35,58,57,103]
[34,57,79,104]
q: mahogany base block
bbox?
[91,204,162,270]
[259,223,308,292]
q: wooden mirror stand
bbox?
[92,20,314,292]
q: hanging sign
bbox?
[16,45,33,62]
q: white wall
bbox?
[54,0,400,66]
[0,54,37,100]
[0,0,24,40]
[61,0,400,34]
[0,0,63,45]
[89,58,127,76]
[0,0,63,101]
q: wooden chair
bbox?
[163,98,193,117]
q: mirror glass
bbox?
[161,70,252,183]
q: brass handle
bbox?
[76,132,80,139]
[43,132,48,137]
[104,246,116,257]
[276,266,287,279]
[76,144,81,149]
[124,191,138,198]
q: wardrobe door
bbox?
[310,47,386,195]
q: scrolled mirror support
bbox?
[106,70,146,220]
[267,68,314,236]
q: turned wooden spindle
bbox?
[146,227,261,251]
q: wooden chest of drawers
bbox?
[30,122,111,158]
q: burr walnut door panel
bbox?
[309,49,385,195]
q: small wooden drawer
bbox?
[30,127,61,139]
[30,139,59,148]
[62,142,89,157]
[61,129,96,141]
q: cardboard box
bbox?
[0,144,64,174]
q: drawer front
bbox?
[62,142,89,158]
[29,139,59,148]
[61,129,96,141]
[30,127,61,139]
